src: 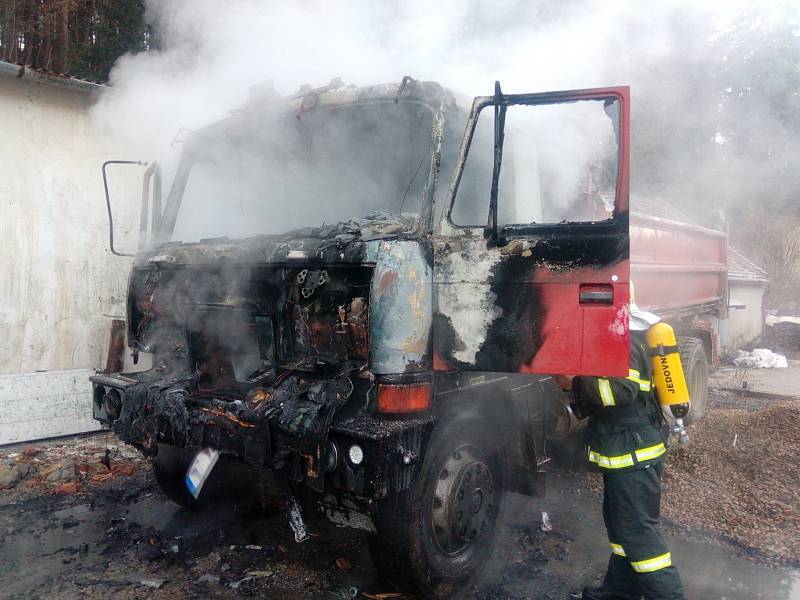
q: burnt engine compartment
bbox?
[122,262,376,465]
[128,263,373,378]
[101,261,435,499]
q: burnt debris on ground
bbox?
[0,433,143,495]
[0,434,384,600]
[1,387,798,599]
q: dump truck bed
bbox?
[630,205,728,320]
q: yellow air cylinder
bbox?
[646,322,690,407]
[646,322,691,444]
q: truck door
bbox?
[433,86,630,377]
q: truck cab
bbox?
[92,78,631,598]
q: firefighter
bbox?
[558,302,686,600]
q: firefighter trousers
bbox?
[601,461,685,600]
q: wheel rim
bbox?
[431,443,496,556]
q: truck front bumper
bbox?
[90,373,434,499]
[91,373,271,465]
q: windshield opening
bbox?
[166,101,436,243]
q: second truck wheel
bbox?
[678,336,709,422]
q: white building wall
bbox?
[0,73,144,444]
[719,282,767,353]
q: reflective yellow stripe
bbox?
[609,542,626,557]
[598,379,615,406]
[588,449,634,469]
[590,443,666,470]
[630,552,672,573]
[626,369,652,392]
[635,443,667,462]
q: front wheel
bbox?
[152,444,261,511]
[368,413,506,598]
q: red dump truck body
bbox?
[631,208,728,322]
[630,201,727,419]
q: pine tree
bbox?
[0,0,150,82]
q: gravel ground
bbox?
[660,390,800,567]
[584,388,800,567]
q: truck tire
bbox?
[367,412,506,598]
[152,444,258,511]
[678,337,709,422]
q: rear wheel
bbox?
[678,337,709,422]
[152,444,260,511]
[368,412,506,598]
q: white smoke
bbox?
[93,0,755,155]
[92,0,800,280]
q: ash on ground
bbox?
[1,389,798,600]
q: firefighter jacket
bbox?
[573,331,670,473]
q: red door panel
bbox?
[433,86,631,377]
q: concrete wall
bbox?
[719,282,767,353]
[0,72,144,443]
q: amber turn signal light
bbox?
[377,382,430,413]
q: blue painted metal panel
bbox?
[369,241,431,374]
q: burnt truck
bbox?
[92,78,707,597]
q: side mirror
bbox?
[102,160,161,256]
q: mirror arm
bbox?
[103,160,146,257]
[488,81,506,246]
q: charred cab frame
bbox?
[93,77,633,598]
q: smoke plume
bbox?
[92,0,800,304]
[91,0,763,152]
